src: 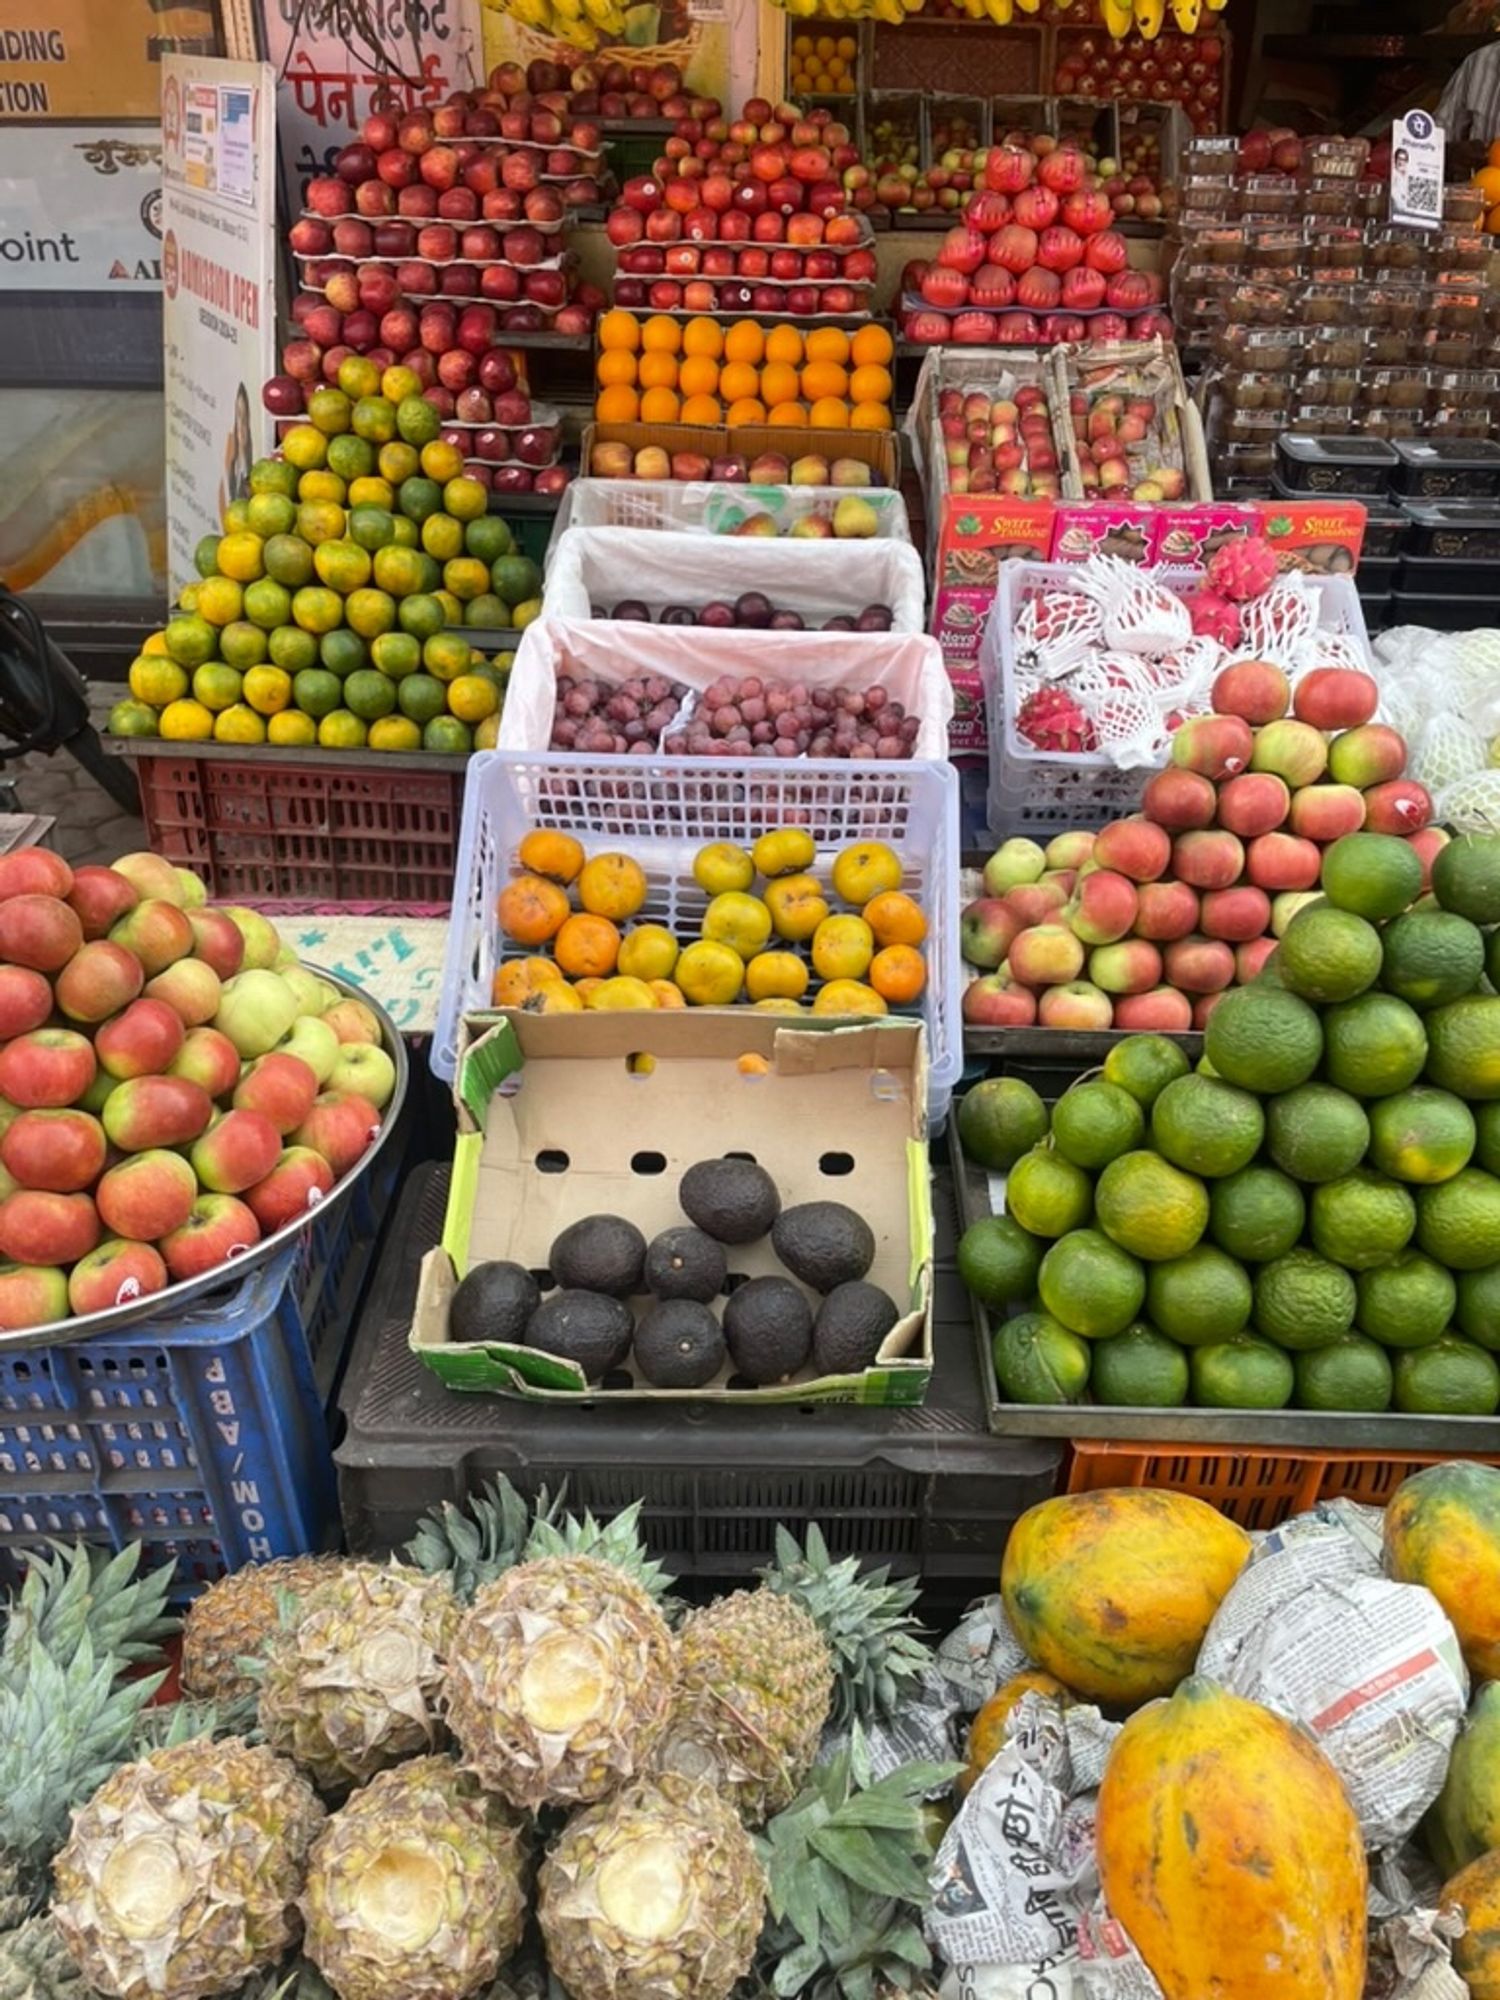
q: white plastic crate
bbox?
[543,528,928,633]
[429,749,963,1129]
[549,479,912,553]
[979,564,1371,837]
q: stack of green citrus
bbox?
[107,359,545,755]
[958,831,1500,1418]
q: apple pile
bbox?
[609,177,873,317]
[900,146,1171,349]
[963,661,1439,1034]
[1069,381,1186,502]
[1053,26,1226,134]
[0,849,397,1333]
[544,56,719,124]
[587,440,884,487]
[936,383,1064,501]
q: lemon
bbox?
[368,716,423,751]
[214,704,267,745]
[192,664,243,712]
[446,673,499,724]
[318,710,368,749]
[159,698,215,741]
[129,657,188,707]
[676,939,745,1005]
[195,575,245,627]
[243,666,293,716]
[268,711,318,746]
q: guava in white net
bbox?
[1408,713,1489,798]
[1434,767,1500,833]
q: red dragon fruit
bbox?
[1185,587,1243,647]
[1207,534,1280,604]
[1016,685,1098,753]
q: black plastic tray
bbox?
[335,1162,1062,1592]
[1274,432,1397,496]
[1390,587,1500,630]
[1400,497,1500,562]
[1391,437,1500,499]
[1397,549,1500,596]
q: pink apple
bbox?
[1093,817,1172,883]
[101,1075,214,1153]
[0,964,54,1040]
[1163,934,1236,995]
[326,1043,396,1109]
[96,998,187,1081]
[96,1150,200,1241]
[0,894,84,973]
[0,847,73,901]
[54,940,146,1024]
[0,1189,99,1266]
[245,1147,337,1232]
[322,997,383,1046]
[191,1109,283,1195]
[168,1027,244,1101]
[1133,881,1201,942]
[145,958,223,1028]
[109,851,188,905]
[187,909,247,981]
[0,1030,96,1109]
[1172,830,1246,891]
[293,1091,383,1175]
[66,865,140,938]
[1112,987,1194,1032]
[960,897,1020,970]
[160,1195,262,1282]
[1037,980,1114,1029]
[0,1263,69,1331]
[109,899,195,977]
[961,967,1038,1027]
[1141,767,1218,832]
[1,1109,106,1193]
[233,1053,320,1136]
[68,1238,169,1315]
[1200,885,1273,943]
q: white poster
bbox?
[1390,109,1446,231]
[160,53,276,600]
[0,124,162,289]
[260,0,482,201]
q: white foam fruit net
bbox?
[1012,588,1103,681]
[1238,575,1318,665]
[1369,622,1500,830]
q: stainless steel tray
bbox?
[0,964,408,1353]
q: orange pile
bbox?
[595,314,895,431]
[790,31,858,95]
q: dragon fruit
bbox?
[1206,533,1280,604]
[1016,684,1098,754]
[1185,587,1242,648]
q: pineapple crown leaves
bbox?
[761,1526,933,1728]
[752,1729,960,2000]
[522,1494,680,1613]
[131,1690,261,1754]
[2,1542,176,1676]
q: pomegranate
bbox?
[1012,185,1060,232]
[993,223,1039,274]
[1061,188,1113,236]
[1084,229,1129,274]
[1038,225,1085,272]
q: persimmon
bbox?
[554,912,620,978]
[863,890,927,948]
[496,872,569,946]
[577,852,648,921]
[518,829,585,884]
[869,944,926,1005]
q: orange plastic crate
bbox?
[1065,1439,1495,1533]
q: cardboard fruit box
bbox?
[411,1010,934,1407]
[580,421,900,490]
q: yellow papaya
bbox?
[959,1671,1070,1793]
[1445,1848,1500,2000]
[1000,1489,1251,1706]
[1429,1683,1500,1878]
[1385,1461,1500,1680]
[1098,1678,1367,2000]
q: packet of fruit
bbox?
[1149,503,1260,571]
[935,498,1055,595]
[1050,502,1154,564]
[1255,500,1368,576]
[931,585,992,667]
[945,666,988,759]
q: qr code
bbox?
[1405,176,1440,213]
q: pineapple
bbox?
[0,1919,87,2000]
[761,1526,932,1728]
[445,1557,675,1813]
[654,1590,833,1825]
[537,1777,764,2000]
[51,1738,323,2000]
[181,1556,345,1702]
[404,1479,677,1611]
[301,1756,528,2000]
[258,1564,457,1793]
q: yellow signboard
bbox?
[0,0,216,120]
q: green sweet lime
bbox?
[1146,1244,1254,1348]
[1037,1229,1146,1340]
[1191,1335,1294,1410]
[1088,1322,1189,1407]
[1151,1074,1265,1179]
[1295,1333,1393,1413]
[1254,1248,1357,1351]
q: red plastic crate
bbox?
[124,745,465,910]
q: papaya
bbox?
[1445,1848,1500,2000]
[1430,1684,1500,1878]
[1000,1489,1251,1706]
[1098,1677,1367,2000]
[959,1671,1071,1794]
[1384,1461,1500,1680]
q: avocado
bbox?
[722,1276,812,1385]
[812,1281,900,1376]
[679,1157,781,1244]
[448,1260,542,1346]
[525,1290,634,1380]
[644,1226,727,1303]
[549,1214,646,1298]
[633,1299,726,1388]
[771,1201,875,1292]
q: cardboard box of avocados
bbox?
[411,1010,934,1406]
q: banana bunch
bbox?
[1134,0,1165,34]
[1099,0,1132,35]
[1170,0,1201,24]
[983,0,1015,19]
[485,0,622,40]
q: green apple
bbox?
[215,969,298,1057]
[280,1014,340,1085]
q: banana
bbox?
[1170,0,1202,24]
[1134,0,1165,34]
[1014,0,1041,13]
[555,16,599,47]
[552,0,582,23]
[507,0,551,25]
[1100,0,1133,33]
[874,0,903,22]
[985,0,1015,19]
[1204,0,1227,10]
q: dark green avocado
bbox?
[449,1260,541,1346]
[812,1281,899,1376]
[633,1299,726,1388]
[679,1157,781,1244]
[548,1214,646,1298]
[722,1276,812,1385]
[771,1201,875,1292]
[525,1290,633,1380]
[644,1225,727,1303]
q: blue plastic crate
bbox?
[0,1137,401,1601]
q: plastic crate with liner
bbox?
[547,479,914,553]
[0,1124,403,1603]
[113,741,466,911]
[429,747,963,1128]
[337,1160,1062,1607]
[977,565,1370,837]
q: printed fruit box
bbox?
[411,1011,934,1406]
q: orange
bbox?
[768,403,807,427]
[764,873,830,943]
[765,325,803,366]
[702,890,773,959]
[870,944,926,1004]
[1475,166,1500,205]
[802,360,849,401]
[864,890,927,947]
[753,828,815,876]
[719,360,761,405]
[577,851,648,921]
[759,362,800,410]
[496,872,571,946]
[596,385,641,424]
[851,324,894,368]
[676,939,744,1005]
[597,350,638,388]
[809,397,851,430]
[850,364,893,405]
[679,354,720,398]
[641,315,682,353]
[812,913,875,982]
[737,1052,772,1075]
[682,317,724,359]
[693,842,755,894]
[832,840,903,904]
[491,956,564,1006]
[680,395,724,425]
[851,403,892,431]
[638,350,680,390]
[1488,137,1500,169]
[1489,201,1500,234]
[812,979,887,1017]
[599,309,641,351]
[724,321,765,366]
[725,397,767,427]
[554,912,621,978]
[806,326,851,365]
[639,387,681,424]
[650,979,686,1009]
[518,829,585,884]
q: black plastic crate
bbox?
[1400,498,1500,563]
[336,1163,1062,1588]
[1391,587,1500,631]
[1397,549,1500,596]
[1391,437,1500,500]
[1275,433,1397,497]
